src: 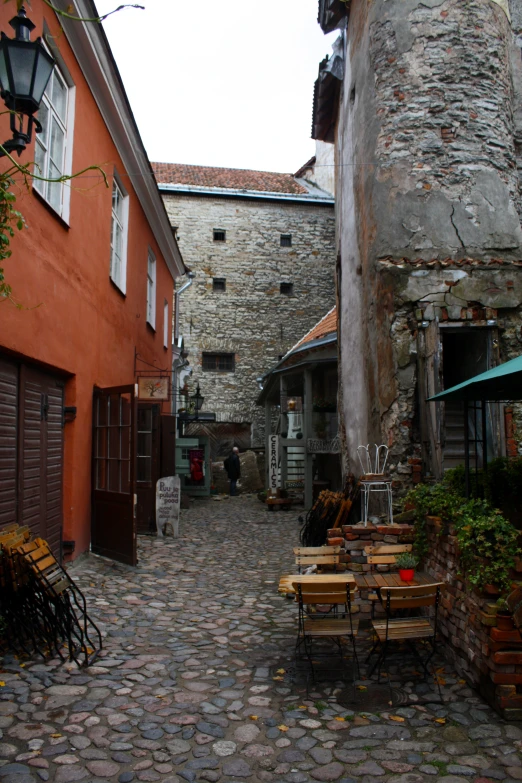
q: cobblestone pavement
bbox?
[1,496,522,783]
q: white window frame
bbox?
[33,36,76,222]
[147,250,157,329]
[163,299,169,348]
[110,172,129,294]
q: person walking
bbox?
[224,446,241,496]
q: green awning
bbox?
[428,354,522,402]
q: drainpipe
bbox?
[172,272,195,414]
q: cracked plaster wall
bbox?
[337,0,522,486]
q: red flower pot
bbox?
[399,569,415,582]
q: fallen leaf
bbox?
[277,724,289,732]
[298,706,307,710]
[0,682,4,687]
[334,716,345,721]
[276,668,286,674]
[357,685,367,691]
[272,676,283,681]
[458,679,466,684]
[249,715,258,721]
[389,715,405,722]
[50,733,62,738]
[434,717,446,724]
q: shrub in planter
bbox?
[396,552,419,582]
[405,480,520,592]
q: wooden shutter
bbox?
[0,358,18,526]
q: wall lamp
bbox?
[0,6,55,157]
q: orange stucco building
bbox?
[0,0,184,564]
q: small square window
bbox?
[213,229,226,242]
[280,234,292,247]
[280,282,293,295]
[202,352,235,372]
[213,278,226,292]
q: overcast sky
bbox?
[94,0,336,174]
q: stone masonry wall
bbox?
[373,261,522,494]
[336,0,522,480]
[163,193,336,447]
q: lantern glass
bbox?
[0,37,54,114]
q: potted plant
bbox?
[496,597,515,631]
[396,552,419,582]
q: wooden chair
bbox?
[293,579,359,693]
[363,544,412,615]
[368,583,443,699]
[293,546,341,574]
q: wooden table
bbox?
[354,572,439,590]
[278,573,356,595]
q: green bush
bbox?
[444,458,522,528]
[405,477,520,591]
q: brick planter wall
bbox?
[423,516,522,721]
[326,515,522,719]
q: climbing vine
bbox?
[405,476,520,591]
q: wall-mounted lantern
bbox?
[0,6,55,157]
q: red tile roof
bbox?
[293,306,337,351]
[151,162,309,195]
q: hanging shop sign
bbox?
[269,434,280,490]
[307,436,341,454]
[138,376,170,400]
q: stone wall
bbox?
[163,193,336,447]
[335,0,522,485]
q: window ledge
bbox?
[109,277,126,298]
[32,187,70,230]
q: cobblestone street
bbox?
[1,496,522,783]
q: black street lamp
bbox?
[0,6,55,157]
[191,384,204,421]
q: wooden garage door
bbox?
[0,357,64,557]
[0,358,18,527]
[19,366,64,556]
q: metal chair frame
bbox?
[294,580,359,698]
[357,444,393,527]
[367,584,443,701]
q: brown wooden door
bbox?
[0,358,18,528]
[136,403,160,534]
[92,385,137,565]
[19,365,65,556]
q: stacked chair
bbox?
[0,524,102,666]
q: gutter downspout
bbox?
[172,272,195,414]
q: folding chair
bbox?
[364,544,413,617]
[293,546,341,574]
[368,583,443,700]
[293,579,359,695]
